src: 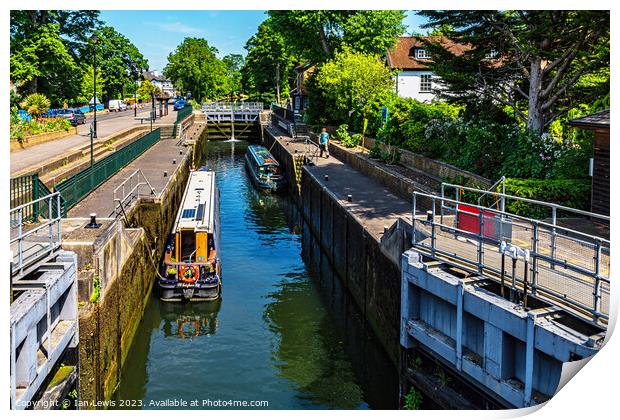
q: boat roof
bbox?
[173,170,217,232]
[248,145,279,167]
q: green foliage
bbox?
[502,178,591,218]
[80,65,107,104]
[335,124,351,142]
[403,387,423,410]
[307,48,394,125]
[90,275,101,303]
[137,78,158,100]
[418,10,609,132]
[20,93,50,117]
[268,11,405,63]
[242,19,296,102]
[165,38,228,102]
[222,53,244,97]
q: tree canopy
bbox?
[267,10,406,63]
[222,53,245,98]
[419,10,610,133]
[241,19,296,103]
[164,38,228,101]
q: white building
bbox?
[386,36,466,102]
[143,70,176,98]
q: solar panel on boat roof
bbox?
[181,208,196,219]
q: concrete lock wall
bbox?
[299,167,402,365]
[77,141,192,405]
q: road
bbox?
[10,107,175,175]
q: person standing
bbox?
[319,128,330,158]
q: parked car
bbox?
[174,100,186,111]
[57,108,86,126]
[108,99,128,112]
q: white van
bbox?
[108,99,128,112]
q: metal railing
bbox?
[202,102,263,112]
[176,105,193,124]
[412,190,610,324]
[55,128,161,211]
[270,103,296,123]
[10,174,66,221]
[112,169,156,217]
[10,192,63,278]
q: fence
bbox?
[10,192,63,278]
[202,102,263,112]
[270,103,296,123]
[55,128,161,211]
[112,169,156,217]
[10,174,65,221]
[176,105,193,124]
[412,188,610,324]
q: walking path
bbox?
[11,108,178,175]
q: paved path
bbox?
[68,137,191,218]
[11,108,178,175]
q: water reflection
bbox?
[160,301,221,339]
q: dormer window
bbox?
[415,48,431,59]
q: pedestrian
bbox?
[319,127,330,158]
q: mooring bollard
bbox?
[173,159,176,164]
[164,171,168,177]
[179,150,183,155]
[324,175,329,181]
[384,226,389,233]
[85,213,101,229]
[347,194,352,202]
[426,210,433,221]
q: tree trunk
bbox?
[319,25,331,58]
[275,62,281,104]
[527,56,545,133]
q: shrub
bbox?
[335,124,351,143]
[502,178,591,219]
[403,387,423,410]
[20,93,51,118]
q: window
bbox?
[420,75,432,93]
[485,50,499,59]
[415,49,431,59]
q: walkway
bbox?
[11,108,178,175]
[68,137,191,218]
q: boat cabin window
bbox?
[259,165,279,176]
[180,229,196,262]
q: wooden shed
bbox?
[569,109,610,216]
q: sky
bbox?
[99,10,429,71]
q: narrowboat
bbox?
[244,145,287,193]
[159,167,221,301]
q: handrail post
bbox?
[412,193,417,246]
[431,196,436,257]
[17,209,23,274]
[594,239,602,319]
[478,209,484,273]
[48,193,53,253]
[531,222,538,295]
[57,193,62,244]
[550,207,557,269]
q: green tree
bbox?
[419,10,610,133]
[20,93,51,118]
[10,23,82,105]
[82,26,148,102]
[80,65,107,104]
[307,47,394,125]
[268,10,406,63]
[10,10,100,103]
[137,78,157,100]
[242,19,296,103]
[164,38,228,102]
[222,53,244,98]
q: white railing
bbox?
[412,189,610,324]
[10,192,63,278]
[112,169,156,217]
[201,102,263,112]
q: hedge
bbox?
[502,178,591,219]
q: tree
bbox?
[307,47,394,124]
[80,65,107,104]
[241,19,296,103]
[419,10,610,133]
[164,38,228,102]
[20,93,51,118]
[268,10,406,63]
[82,26,148,102]
[137,78,157,100]
[222,53,244,98]
[10,10,100,103]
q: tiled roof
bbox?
[386,36,469,70]
[569,109,610,129]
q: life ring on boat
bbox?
[180,265,199,283]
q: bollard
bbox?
[426,210,433,221]
[384,226,389,233]
[173,159,176,164]
[164,171,168,177]
[347,194,352,202]
[324,175,329,181]
[179,150,183,155]
[85,213,101,229]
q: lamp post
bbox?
[134,79,138,117]
[90,34,99,139]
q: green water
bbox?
[114,140,398,409]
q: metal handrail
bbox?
[412,190,610,323]
[475,176,506,209]
[10,192,63,277]
[202,102,263,112]
[112,169,156,215]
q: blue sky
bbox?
[100,10,429,71]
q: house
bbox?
[569,109,610,216]
[143,70,176,98]
[386,36,467,102]
[290,64,315,114]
